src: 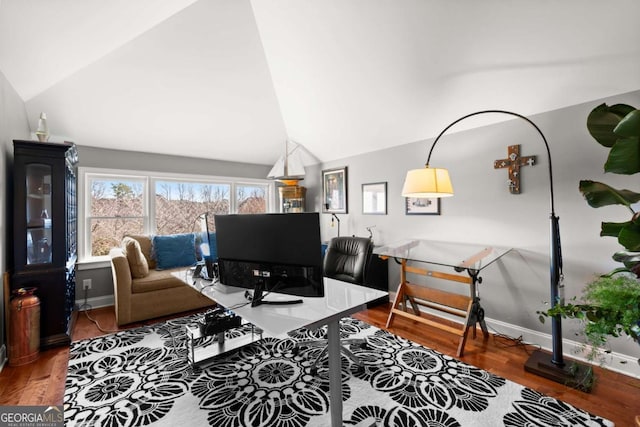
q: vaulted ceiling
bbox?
[1,0,639,167]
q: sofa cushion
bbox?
[152,233,197,270]
[131,269,191,293]
[124,234,156,269]
[122,237,149,278]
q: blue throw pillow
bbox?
[207,232,217,261]
[152,233,197,270]
[194,232,217,261]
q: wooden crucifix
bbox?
[493,144,536,194]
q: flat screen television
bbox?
[214,212,324,305]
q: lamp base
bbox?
[524,349,594,392]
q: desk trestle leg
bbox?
[386,267,486,357]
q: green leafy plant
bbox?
[580,103,640,274]
[539,103,640,366]
[538,274,640,361]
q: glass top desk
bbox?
[174,270,388,427]
[373,239,512,357]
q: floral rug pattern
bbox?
[64,314,613,426]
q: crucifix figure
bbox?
[493,144,536,194]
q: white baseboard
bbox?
[485,317,640,379]
[75,295,115,311]
[386,291,640,379]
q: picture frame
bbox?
[322,166,348,213]
[362,182,387,215]
[405,197,440,215]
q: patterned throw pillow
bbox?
[122,236,149,278]
[152,233,197,270]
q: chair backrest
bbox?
[323,236,373,285]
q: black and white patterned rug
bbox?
[64,314,613,426]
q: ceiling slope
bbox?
[0,0,200,100]
[1,0,639,165]
[20,0,288,165]
[251,0,640,162]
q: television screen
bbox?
[214,212,324,301]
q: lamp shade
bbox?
[401,167,454,198]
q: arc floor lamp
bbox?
[402,109,591,389]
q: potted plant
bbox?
[580,103,640,274]
[539,102,640,365]
[539,273,640,362]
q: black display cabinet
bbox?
[11,140,78,348]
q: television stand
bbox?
[249,274,303,307]
[192,261,213,282]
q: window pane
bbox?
[80,167,272,262]
[90,218,143,256]
[155,180,230,235]
[90,179,143,217]
[236,184,267,214]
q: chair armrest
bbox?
[110,247,132,324]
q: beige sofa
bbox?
[110,234,214,325]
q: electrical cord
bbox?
[79,288,120,334]
[487,324,541,355]
[199,279,299,310]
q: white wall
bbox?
[0,69,30,368]
[312,90,640,372]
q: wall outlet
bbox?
[82,279,92,290]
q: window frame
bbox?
[78,166,275,266]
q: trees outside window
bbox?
[154,180,232,235]
[236,184,267,214]
[89,178,145,257]
[81,169,273,261]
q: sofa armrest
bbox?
[110,247,132,324]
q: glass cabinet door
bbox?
[26,163,53,264]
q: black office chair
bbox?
[323,236,373,285]
[294,236,373,375]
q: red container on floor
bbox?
[9,287,40,366]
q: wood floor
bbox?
[1,303,638,426]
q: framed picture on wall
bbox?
[322,166,348,213]
[362,182,387,215]
[405,197,440,215]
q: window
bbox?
[88,175,146,257]
[154,179,231,235]
[79,168,274,263]
[236,183,267,214]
